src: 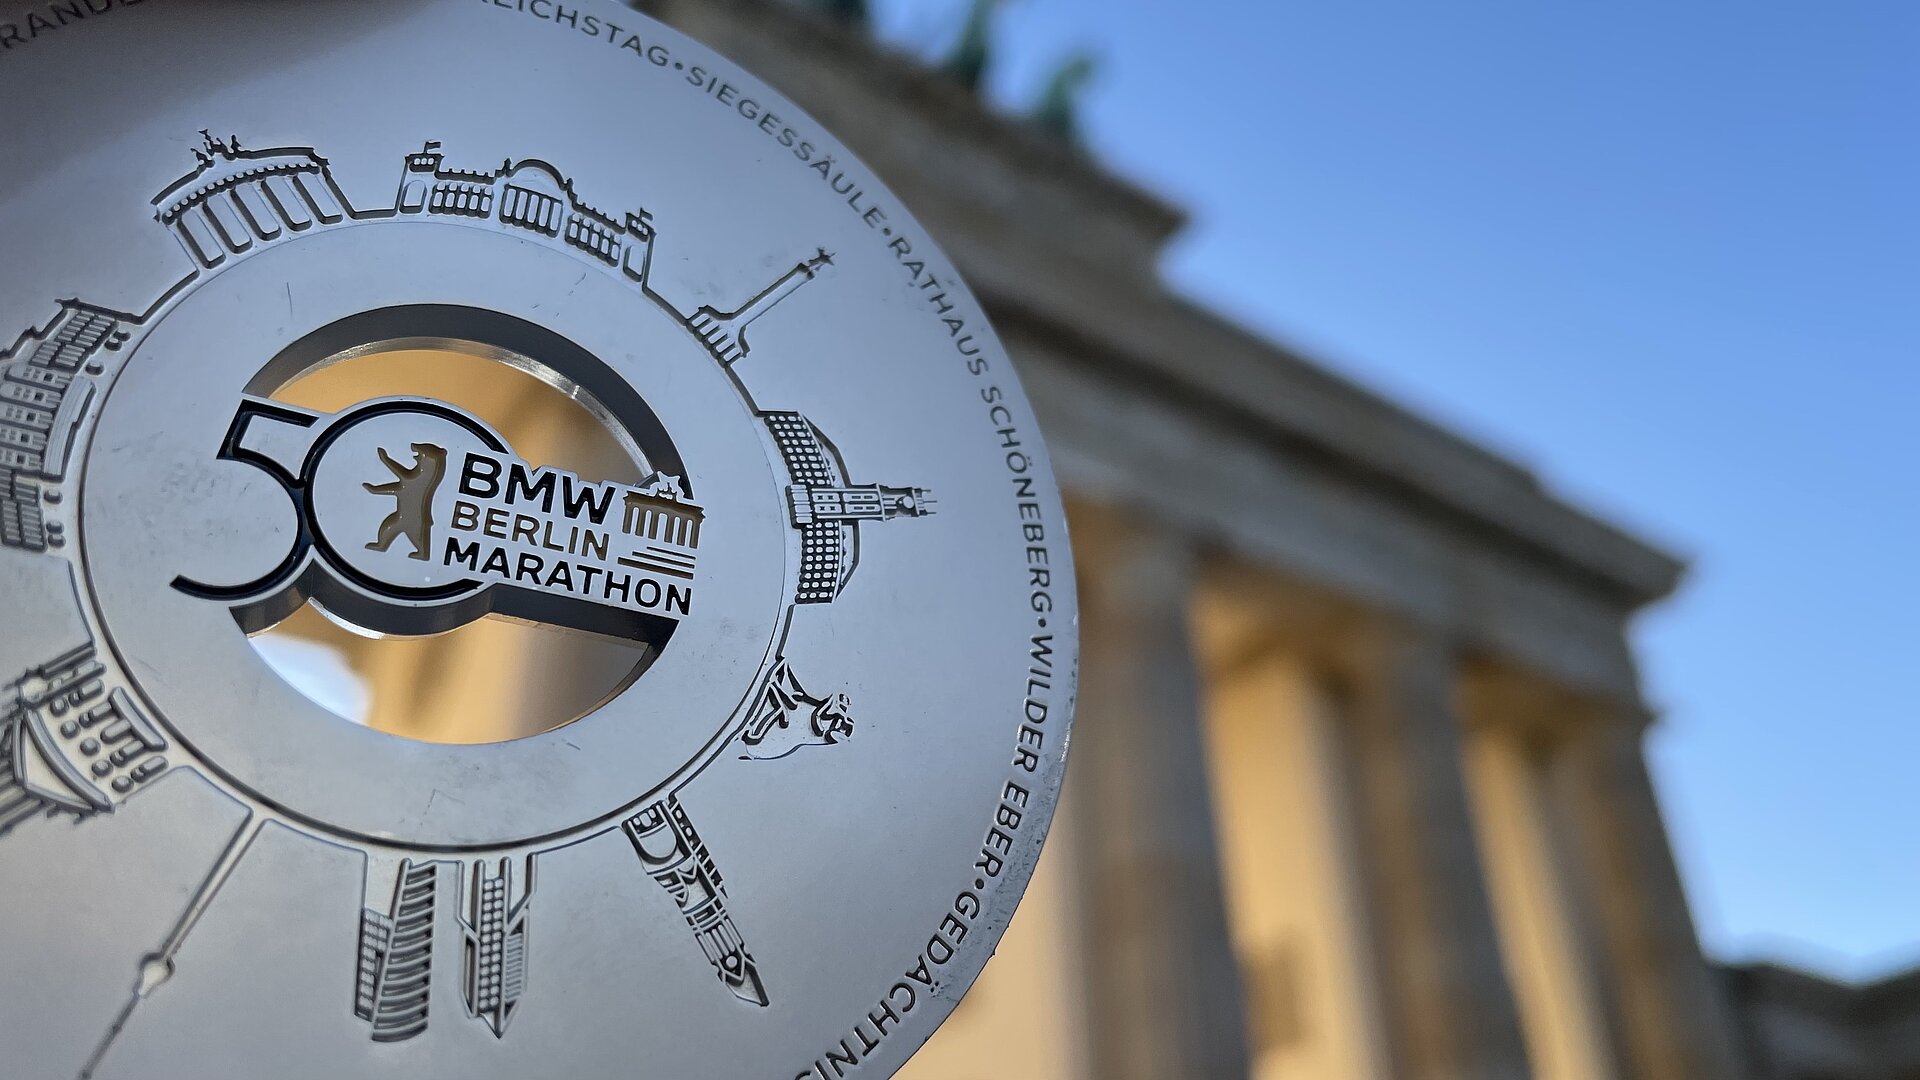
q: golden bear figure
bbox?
[363,443,448,560]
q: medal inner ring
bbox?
[78,224,793,850]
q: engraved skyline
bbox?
[0,128,943,1058]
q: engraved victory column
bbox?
[0,2,1074,1078]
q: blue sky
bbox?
[870,1,1919,981]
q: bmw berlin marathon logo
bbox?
[180,397,705,643]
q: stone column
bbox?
[1332,624,1535,1080]
[1068,516,1252,1080]
[1550,710,1747,1080]
[1464,725,1620,1080]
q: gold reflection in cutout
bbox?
[251,347,648,744]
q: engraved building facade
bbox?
[638,3,1917,1080]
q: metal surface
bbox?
[0,2,1076,1076]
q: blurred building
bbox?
[632,3,1908,1078]
[1725,965,1920,1080]
[625,2,1920,1076]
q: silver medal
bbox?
[0,2,1075,1076]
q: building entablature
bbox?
[642,0,1685,620]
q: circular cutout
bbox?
[254,341,654,744]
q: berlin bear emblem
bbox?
[363,443,448,561]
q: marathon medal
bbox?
[0,2,1075,1076]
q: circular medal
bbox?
[0,2,1075,1076]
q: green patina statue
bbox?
[1032,51,1097,146]
[940,0,1006,92]
[803,0,870,26]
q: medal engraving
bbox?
[354,859,438,1043]
[0,4,1074,1076]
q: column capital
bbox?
[1067,501,1199,611]
[1457,659,1658,750]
